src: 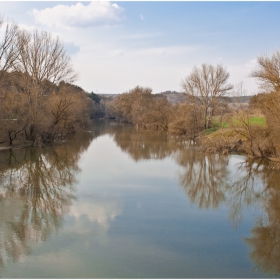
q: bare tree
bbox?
[42,84,91,142]
[181,64,233,129]
[0,16,19,86]
[143,97,174,131]
[169,100,204,138]
[252,91,280,157]
[0,91,29,145]
[13,29,78,143]
[251,50,280,92]
[15,29,77,89]
[112,86,153,125]
[250,49,280,158]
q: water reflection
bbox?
[0,133,94,274]
[105,122,229,209]
[100,121,280,276]
[1,121,280,277]
[92,120,190,161]
[175,151,229,209]
[241,160,280,275]
[69,196,123,233]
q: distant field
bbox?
[212,116,266,128]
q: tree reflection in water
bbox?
[240,160,280,275]
[110,125,178,161]
[106,122,280,276]
[175,150,229,209]
[0,132,94,274]
[1,121,279,276]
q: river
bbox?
[0,120,279,278]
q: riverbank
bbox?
[198,127,280,169]
[0,140,34,150]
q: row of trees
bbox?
[106,64,234,138]
[0,16,92,146]
[2,12,279,160]
[102,49,280,160]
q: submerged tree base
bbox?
[199,127,280,169]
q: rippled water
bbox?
[0,121,280,278]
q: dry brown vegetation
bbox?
[0,16,92,146]
[1,13,280,164]
[109,86,176,131]
[105,50,280,163]
[108,65,234,141]
[181,64,233,130]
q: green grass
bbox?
[202,127,219,135]
[212,116,266,128]
[249,116,265,126]
[212,118,228,128]
[204,127,242,139]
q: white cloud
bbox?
[63,41,80,56]
[135,46,197,56]
[70,41,201,93]
[245,59,257,68]
[140,14,144,20]
[69,198,123,232]
[109,45,198,58]
[227,64,258,95]
[126,32,162,39]
[30,1,125,29]
[18,23,37,33]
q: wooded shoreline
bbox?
[1,15,280,169]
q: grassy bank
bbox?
[200,114,268,156]
[212,115,266,128]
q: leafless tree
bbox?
[42,84,91,142]
[251,50,280,92]
[15,29,77,90]
[251,91,280,157]
[181,64,233,129]
[112,86,153,125]
[12,29,78,143]
[0,15,19,87]
[169,100,204,138]
[0,91,29,145]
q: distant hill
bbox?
[155,91,252,105]
[220,95,252,103]
[154,91,187,105]
[97,91,252,105]
[98,93,118,99]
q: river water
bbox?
[0,121,280,278]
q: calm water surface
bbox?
[0,121,280,278]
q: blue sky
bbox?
[1,1,280,94]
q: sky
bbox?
[1,1,280,95]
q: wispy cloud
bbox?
[245,59,257,68]
[63,41,80,56]
[29,1,125,30]
[109,45,198,57]
[126,32,162,39]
